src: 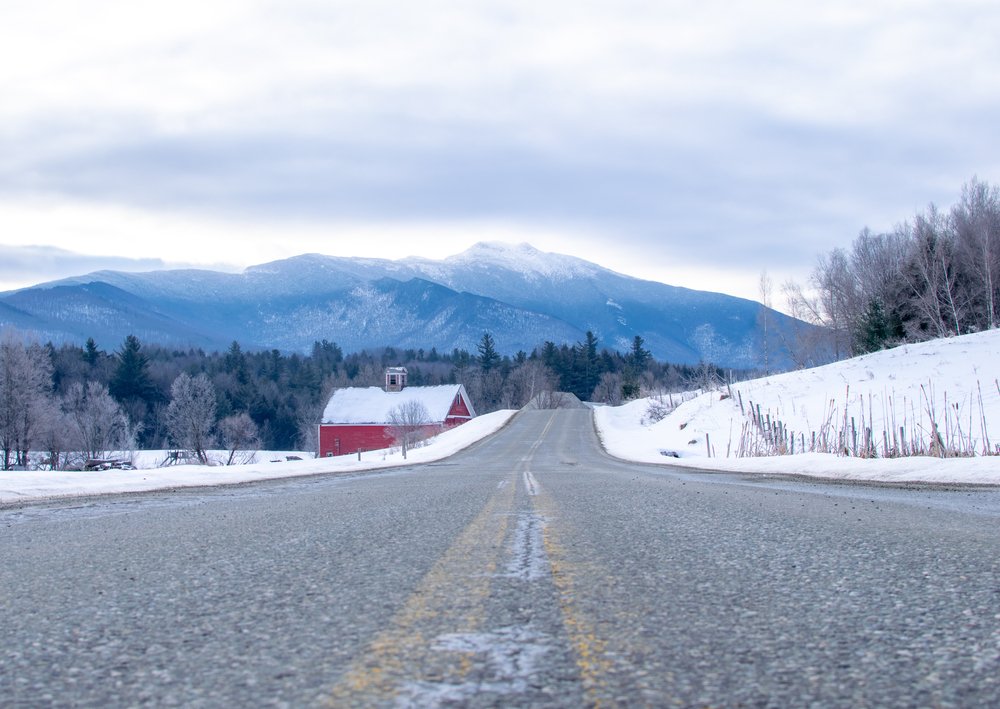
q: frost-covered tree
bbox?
[63,381,135,461]
[385,400,431,458]
[218,412,260,465]
[34,400,72,470]
[164,373,217,464]
[0,334,54,469]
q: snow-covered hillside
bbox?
[596,330,1000,484]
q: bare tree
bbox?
[900,208,963,339]
[850,228,908,307]
[35,399,73,470]
[591,371,624,406]
[63,381,136,463]
[502,360,557,409]
[164,373,217,464]
[951,177,1000,329]
[218,413,261,465]
[813,248,861,358]
[466,368,504,414]
[0,334,53,470]
[385,400,432,458]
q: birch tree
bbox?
[757,269,773,374]
[900,208,963,339]
[951,177,1000,329]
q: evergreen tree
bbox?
[110,335,155,403]
[84,338,100,367]
[628,335,651,373]
[224,341,248,383]
[622,335,651,400]
[477,332,501,372]
[854,299,902,354]
[579,331,600,399]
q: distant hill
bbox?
[0,242,818,369]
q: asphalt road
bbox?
[2,408,1000,707]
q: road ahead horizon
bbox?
[3,409,999,706]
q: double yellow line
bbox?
[326,477,515,705]
[326,412,634,706]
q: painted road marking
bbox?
[523,470,540,496]
[396,627,552,706]
[326,479,516,706]
[531,486,644,707]
[326,412,630,706]
[503,512,548,581]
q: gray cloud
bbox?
[1,1,999,284]
[0,245,171,292]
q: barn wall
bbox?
[318,421,468,457]
[319,425,392,457]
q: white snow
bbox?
[595,329,1000,485]
[4,331,999,504]
[0,410,516,504]
[321,384,473,424]
[443,242,600,281]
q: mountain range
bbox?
[0,242,814,369]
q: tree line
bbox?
[784,177,1000,358]
[0,329,728,469]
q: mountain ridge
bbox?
[0,242,815,369]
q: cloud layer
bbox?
[2,1,1000,297]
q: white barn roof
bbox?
[321,384,474,425]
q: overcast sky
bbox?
[2,1,999,305]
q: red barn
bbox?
[318,368,476,457]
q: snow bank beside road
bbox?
[0,410,517,504]
[596,330,1000,485]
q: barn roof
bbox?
[320,384,473,425]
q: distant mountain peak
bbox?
[443,241,600,281]
[0,240,817,368]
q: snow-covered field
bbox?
[0,411,517,504]
[3,331,998,503]
[596,329,1000,485]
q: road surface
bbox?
[2,409,1000,706]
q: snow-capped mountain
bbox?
[0,242,815,368]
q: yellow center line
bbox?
[326,471,519,706]
[529,460,649,707]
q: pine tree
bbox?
[580,331,600,399]
[622,335,651,400]
[84,338,100,367]
[477,332,501,372]
[854,299,893,354]
[110,335,155,403]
